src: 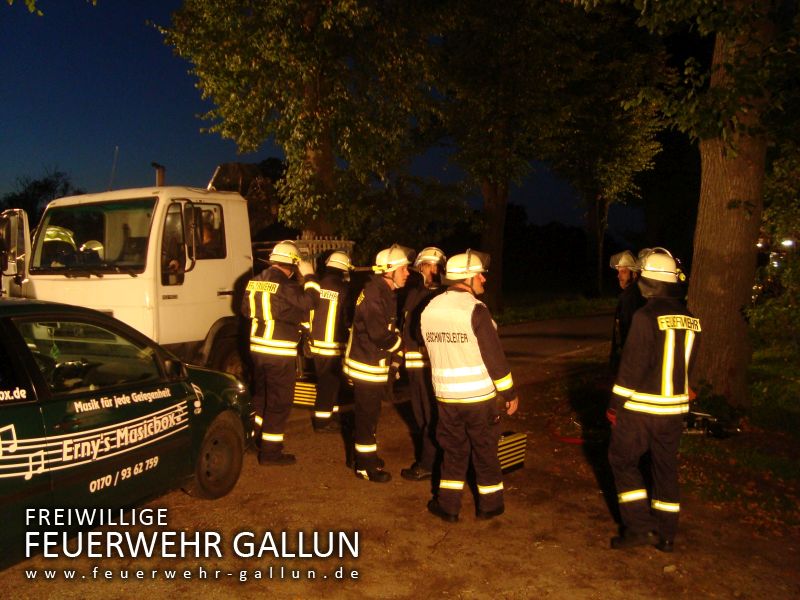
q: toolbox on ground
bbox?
[498,431,527,473]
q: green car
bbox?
[0,298,251,567]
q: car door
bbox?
[158,200,236,347]
[0,208,31,298]
[0,321,50,565]
[10,312,195,510]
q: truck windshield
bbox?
[30,198,157,275]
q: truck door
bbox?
[0,321,51,567]
[158,200,235,348]
[10,314,194,510]
[0,209,31,298]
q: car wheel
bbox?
[185,411,244,499]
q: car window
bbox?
[14,318,162,396]
[194,204,226,260]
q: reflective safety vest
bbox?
[310,272,350,357]
[421,291,496,403]
[613,298,701,416]
[242,266,317,358]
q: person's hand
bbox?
[298,259,314,278]
[504,396,519,416]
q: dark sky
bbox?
[1,1,642,232]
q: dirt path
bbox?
[1,343,798,599]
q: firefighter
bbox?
[309,250,353,433]
[609,250,645,373]
[400,246,446,481]
[343,244,411,483]
[242,240,318,466]
[608,248,700,553]
[420,250,519,522]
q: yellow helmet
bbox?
[414,246,446,267]
[445,249,489,280]
[326,250,353,271]
[269,240,301,265]
[373,244,412,274]
[609,250,638,271]
[639,248,678,283]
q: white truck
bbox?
[0,186,351,383]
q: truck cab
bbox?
[1,187,253,372]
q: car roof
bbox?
[0,297,107,319]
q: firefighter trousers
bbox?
[252,353,296,460]
[313,355,342,420]
[407,367,439,471]
[353,381,387,470]
[608,409,682,541]
[436,400,503,515]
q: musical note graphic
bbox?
[0,424,18,457]
[24,449,45,481]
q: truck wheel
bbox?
[185,412,244,499]
[211,335,246,381]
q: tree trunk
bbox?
[687,29,768,409]
[479,179,508,313]
[585,194,610,297]
[303,139,336,238]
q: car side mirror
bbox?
[164,358,187,380]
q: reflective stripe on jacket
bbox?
[343,275,401,384]
[242,266,317,358]
[310,270,350,357]
[613,297,701,416]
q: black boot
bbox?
[354,468,391,483]
[258,453,296,466]
[610,531,657,550]
[427,499,458,523]
[313,418,341,433]
[400,462,432,481]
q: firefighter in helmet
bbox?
[609,248,699,552]
[609,250,645,373]
[420,250,518,522]
[309,250,354,433]
[242,240,319,465]
[343,244,411,482]
[400,246,446,481]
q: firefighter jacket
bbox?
[610,281,645,370]
[241,265,319,358]
[343,274,402,384]
[421,288,515,404]
[309,268,351,357]
[401,278,444,370]
[612,295,701,416]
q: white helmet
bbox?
[415,246,446,267]
[639,248,678,283]
[326,250,353,271]
[269,240,301,265]
[373,244,412,274]
[446,249,489,280]
[610,250,638,271]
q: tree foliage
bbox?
[0,170,84,227]
[579,0,800,407]
[432,0,662,307]
[162,1,438,233]
[6,0,96,16]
